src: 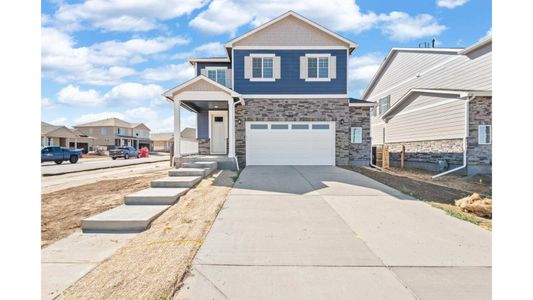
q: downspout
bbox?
[432,96,473,179]
[368,105,383,170]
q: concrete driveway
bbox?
[178,166,491,300]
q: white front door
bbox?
[210,112,227,154]
[246,121,336,165]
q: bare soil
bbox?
[347,166,492,230]
[41,172,168,248]
[60,170,236,300]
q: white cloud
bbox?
[141,63,195,82]
[57,85,105,107]
[188,1,445,42]
[436,0,469,9]
[171,42,226,60]
[74,112,126,124]
[42,27,188,85]
[347,53,384,97]
[56,82,165,107]
[53,0,208,32]
[50,117,68,125]
[42,97,54,108]
[381,12,446,41]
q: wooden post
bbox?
[400,144,405,168]
[382,145,389,169]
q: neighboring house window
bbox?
[117,127,126,135]
[478,125,491,144]
[379,96,390,115]
[207,68,226,86]
[251,55,274,80]
[351,127,363,143]
[101,128,107,135]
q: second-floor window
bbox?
[101,128,107,135]
[117,127,125,135]
[251,55,274,80]
[379,96,390,115]
[308,56,329,79]
[206,68,226,86]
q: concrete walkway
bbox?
[41,155,170,176]
[178,166,491,299]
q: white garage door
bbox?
[246,121,335,165]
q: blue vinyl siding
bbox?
[197,111,209,138]
[234,49,347,94]
[196,62,232,76]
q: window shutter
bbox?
[200,68,207,76]
[226,69,232,88]
[387,96,390,111]
[244,56,252,79]
[300,56,307,79]
[273,56,281,79]
[329,56,336,79]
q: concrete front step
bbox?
[124,187,189,205]
[151,176,202,188]
[182,161,217,170]
[169,167,213,177]
[81,204,170,233]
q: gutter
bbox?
[431,96,474,179]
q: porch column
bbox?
[74,139,77,149]
[173,98,181,160]
[228,98,235,158]
[42,135,46,146]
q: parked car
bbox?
[110,146,140,160]
[41,146,83,164]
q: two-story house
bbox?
[73,117,152,150]
[362,37,492,176]
[163,11,374,169]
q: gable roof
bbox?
[150,128,197,141]
[224,11,357,53]
[41,121,78,138]
[74,117,150,130]
[381,88,492,120]
[361,37,493,100]
[162,75,241,100]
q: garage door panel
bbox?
[246,122,335,165]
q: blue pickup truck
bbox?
[41,146,83,164]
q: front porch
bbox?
[163,75,243,170]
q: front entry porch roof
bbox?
[162,75,241,102]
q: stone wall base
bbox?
[198,138,210,155]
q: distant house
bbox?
[151,128,198,154]
[73,118,152,149]
[362,37,492,175]
[41,121,95,153]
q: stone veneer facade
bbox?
[467,97,492,174]
[234,98,371,168]
[197,138,210,155]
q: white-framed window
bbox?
[250,54,274,81]
[478,125,491,144]
[100,127,107,135]
[379,96,390,115]
[206,67,227,86]
[305,53,332,81]
[117,127,125,135]
[351,127,362,143]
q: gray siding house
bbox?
[362,37,492,175]
[163,11,374,169]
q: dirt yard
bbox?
[60,170,236,300]
[348,167,492,230]
[41,170,169,248]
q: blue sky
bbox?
[41,0,491,133]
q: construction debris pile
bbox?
[455,193,492,218]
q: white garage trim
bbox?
[246,121,336,165]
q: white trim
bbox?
[224,11,357,51]
[209,111,228,155]
[305,53,331,58]
[349,102,376,107]
[460,36,492,55]
[250,78,276,82]
[205,66,228,70]
[242,94,348,99]
[250,53,275,57]
[394,98,462,117]
[188,57,230,65]
[305,78,331,82]
[233,46,349,50]
[231,48,235,90]
[350,127,363,144]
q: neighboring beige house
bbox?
[73,118,152,149]
[362,37,492,175]
[41,121,95,153]
[151,128,198,154]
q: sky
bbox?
[41,0,492,133]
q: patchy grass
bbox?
[430,202,492,231]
